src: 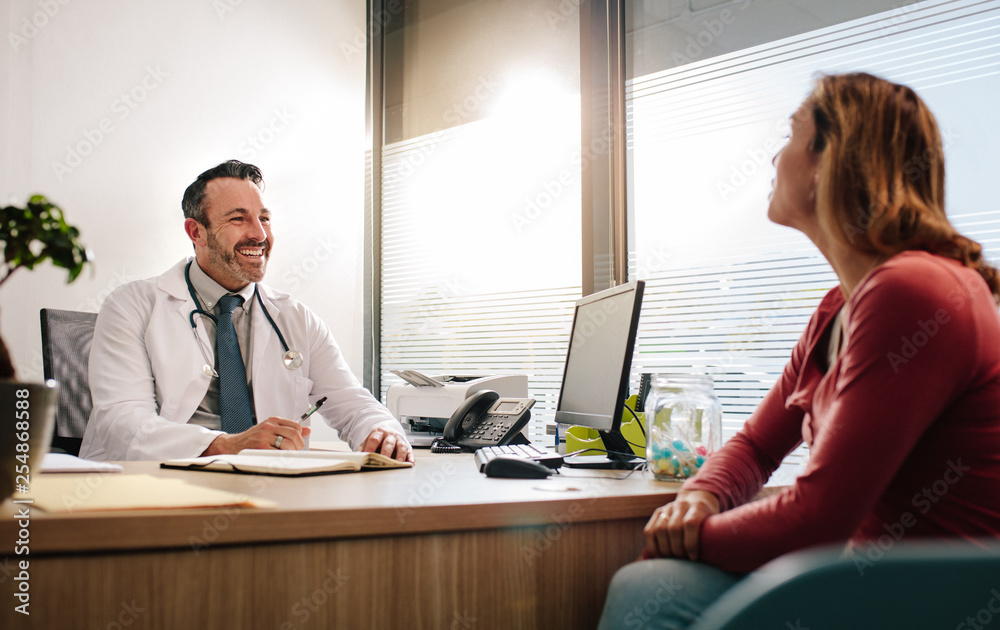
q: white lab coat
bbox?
[80,258,404,460]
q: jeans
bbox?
[597,558,744,630]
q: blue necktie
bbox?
[217,294,254,433]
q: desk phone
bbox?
[441,390,534,451]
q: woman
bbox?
[598,72,1000,629]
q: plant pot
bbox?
[0,336,14,379]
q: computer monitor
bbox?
[555,280,644,468]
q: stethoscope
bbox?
[185,261,303,377]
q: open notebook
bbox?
[161,450,413,476]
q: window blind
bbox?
[379,121,582,444]
[626,0,1000,475]
[377,0,999,455]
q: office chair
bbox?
[39,308,98,456]
[689,540,1000,630]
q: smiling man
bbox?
[79,160,412,462]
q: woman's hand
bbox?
[643,490,721,561]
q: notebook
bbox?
[161,450,413,476]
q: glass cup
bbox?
[1,380,58,503]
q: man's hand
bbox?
[643,490,721,561]
[201,417,311,455]
[359,427,414,463]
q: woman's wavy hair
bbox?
[808,72,999,299]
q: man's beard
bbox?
[205,230,269,286]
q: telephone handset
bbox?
[441,390,535,451]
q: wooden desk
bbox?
[0,452,680,629]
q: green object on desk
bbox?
[565,394,647,457]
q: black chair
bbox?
[39,308,98,456]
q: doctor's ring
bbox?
[274,435,284,449]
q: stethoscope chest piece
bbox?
[283,350,303,370]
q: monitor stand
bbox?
[562,429,643,470]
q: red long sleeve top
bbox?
[682,251,1000,573]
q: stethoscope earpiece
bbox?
[185,261,301,373]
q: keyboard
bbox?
[473,443,564,473]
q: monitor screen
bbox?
[554,280,644,434]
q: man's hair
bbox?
[809,72,998,299]
[181,160,265,227]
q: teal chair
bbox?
[690,540,1000,630]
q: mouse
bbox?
[483,456,554,479]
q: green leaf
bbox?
[0,194,91,285]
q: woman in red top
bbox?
[598,72,1000,629]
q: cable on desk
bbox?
[624,404,647,446]
[561,448,649,480]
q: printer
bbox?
[386,371,529,447]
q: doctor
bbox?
[79,160,412,462]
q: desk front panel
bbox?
[3,516,651,629]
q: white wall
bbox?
[1,0,368,440]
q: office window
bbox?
[372,0,999,452]
[625,0,1000,472]
[376,0,582,442]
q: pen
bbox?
[300,396,328,421]
[298,397,326,451]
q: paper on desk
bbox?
[15,474,277,513]
[41,452,124,473]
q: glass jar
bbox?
[645,374,722,481]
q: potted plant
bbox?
[0,194,90,377]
